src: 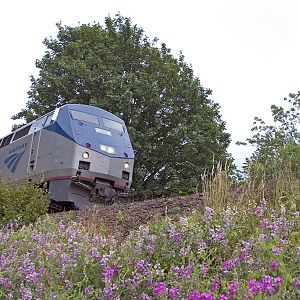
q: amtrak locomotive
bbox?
[0,104,134,210]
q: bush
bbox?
[0,178,50,227]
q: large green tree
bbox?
[14,14,231,196]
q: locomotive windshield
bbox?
[102,118,124,132]
[70,110,99,125]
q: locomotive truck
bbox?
[0,104,134,211]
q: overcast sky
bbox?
[1,0,299,167]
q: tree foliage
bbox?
[242,92,300,179]
[14,14,231,196]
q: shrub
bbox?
[0,178,50,227]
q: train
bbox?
[0,104,135,211]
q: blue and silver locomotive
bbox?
[0,104,134,210]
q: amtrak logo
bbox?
[4,151,26,173]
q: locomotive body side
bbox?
[0,104,134,210]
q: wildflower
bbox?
[179,217,188,228]
[20,285,33,300]
[200,291,215,299]
[228,281,238,297]
[136,260,146,272]
[210,279,221,292]
[204,207,214,223]
[64,280,71,289]
[274,277,283,285]
[269,261,279,270]
[261,276,274,294]
[293,277,300,289]
[197,240,207,252]
[219,294,228,300]
[169,287,180,299]
[183,263,194,278]
[258,233,268,241]
[201,263,208,277]
[141,293,151,300]
[223,258,239,272]
[153,282,167,297]
[104,286,113,298]
[255,206,264,217]
[272,247,282,256]
[248,279,261,295]
[103,265,120,281]
[132,275,142,286]
[187,290,201,300]
[259,218,269,230]
[84,285,93,295]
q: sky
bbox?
[1,0,300,167]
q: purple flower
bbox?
[153,282,167,297]
[200,291,215,299]
[219,295,228,300]
[269,261,279,270]
[223,258,239,272]
[20,285,32,300]
[248,279,261,295]
[272,247,282,256]
[274,277,283,285]
[183,263,194,278]
[255,206,264,217]
[141,293,151,300]
[197,240,207,252]
[187,290,201,300]
[103,265,119,281]
[228,281,238,296]
[201,263,208,277]
[84,285,93,295]
[204,207,214,223]
[210,279,221,292]
[293,277,300,289]
[259,218,269,230]
[169,287,180,299]
[261,276,274,294]
[136,260,146,272]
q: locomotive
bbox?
[0,104,134,211]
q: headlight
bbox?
[100,144,116,154]
[124,162,129,169]
[82,151,89,159]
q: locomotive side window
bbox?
[12,125,31,142]
[0,133,14,148]
[70,110,99,124]
[102,118,124,132]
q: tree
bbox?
[241,92,300,179]
[14,14,231,196]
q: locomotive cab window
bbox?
[43,113,54,127]
[0,133,14,148]
[70,110,99,125]
[102,118,124,132]
[12,125,31,142]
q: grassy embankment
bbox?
[0,164,299,299]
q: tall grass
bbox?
[201,159,300,211]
